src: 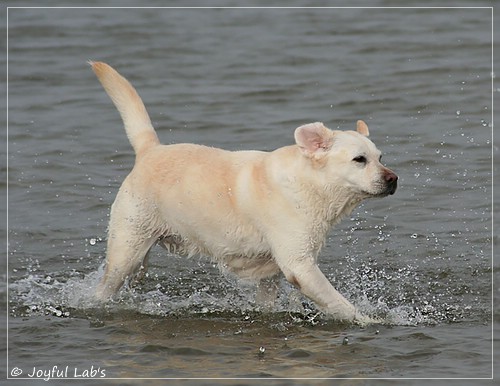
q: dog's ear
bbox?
[356,120,370,136]
[294,122,334,155]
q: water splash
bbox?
[8,250,484,326]
[9,267,104,318]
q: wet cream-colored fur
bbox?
[90,61,397,323]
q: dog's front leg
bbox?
[282,261,358,321]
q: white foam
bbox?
[9,262,460,326]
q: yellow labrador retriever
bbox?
[90,62,397,323]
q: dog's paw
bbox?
[353,312,382,326]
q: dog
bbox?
[90,61,397,324]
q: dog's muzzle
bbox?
[383,170,398,195]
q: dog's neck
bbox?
[327,187,365,225]
[300,181,364,224]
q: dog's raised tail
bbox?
[90,61,160,157]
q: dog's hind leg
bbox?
[95,189,159,301]
[131,247,152,285]
[95,228,157,301]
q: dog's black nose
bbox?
[385,171,398,195]
[385,171,398,183]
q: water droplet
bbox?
[342,337,349,345]
[410,233,418,239]
[89,238,97,246]
[456,110,461,116]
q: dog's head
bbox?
[294,120,397,197]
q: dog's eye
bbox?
[353,156,367,164]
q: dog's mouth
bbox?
[363,177,398,198]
